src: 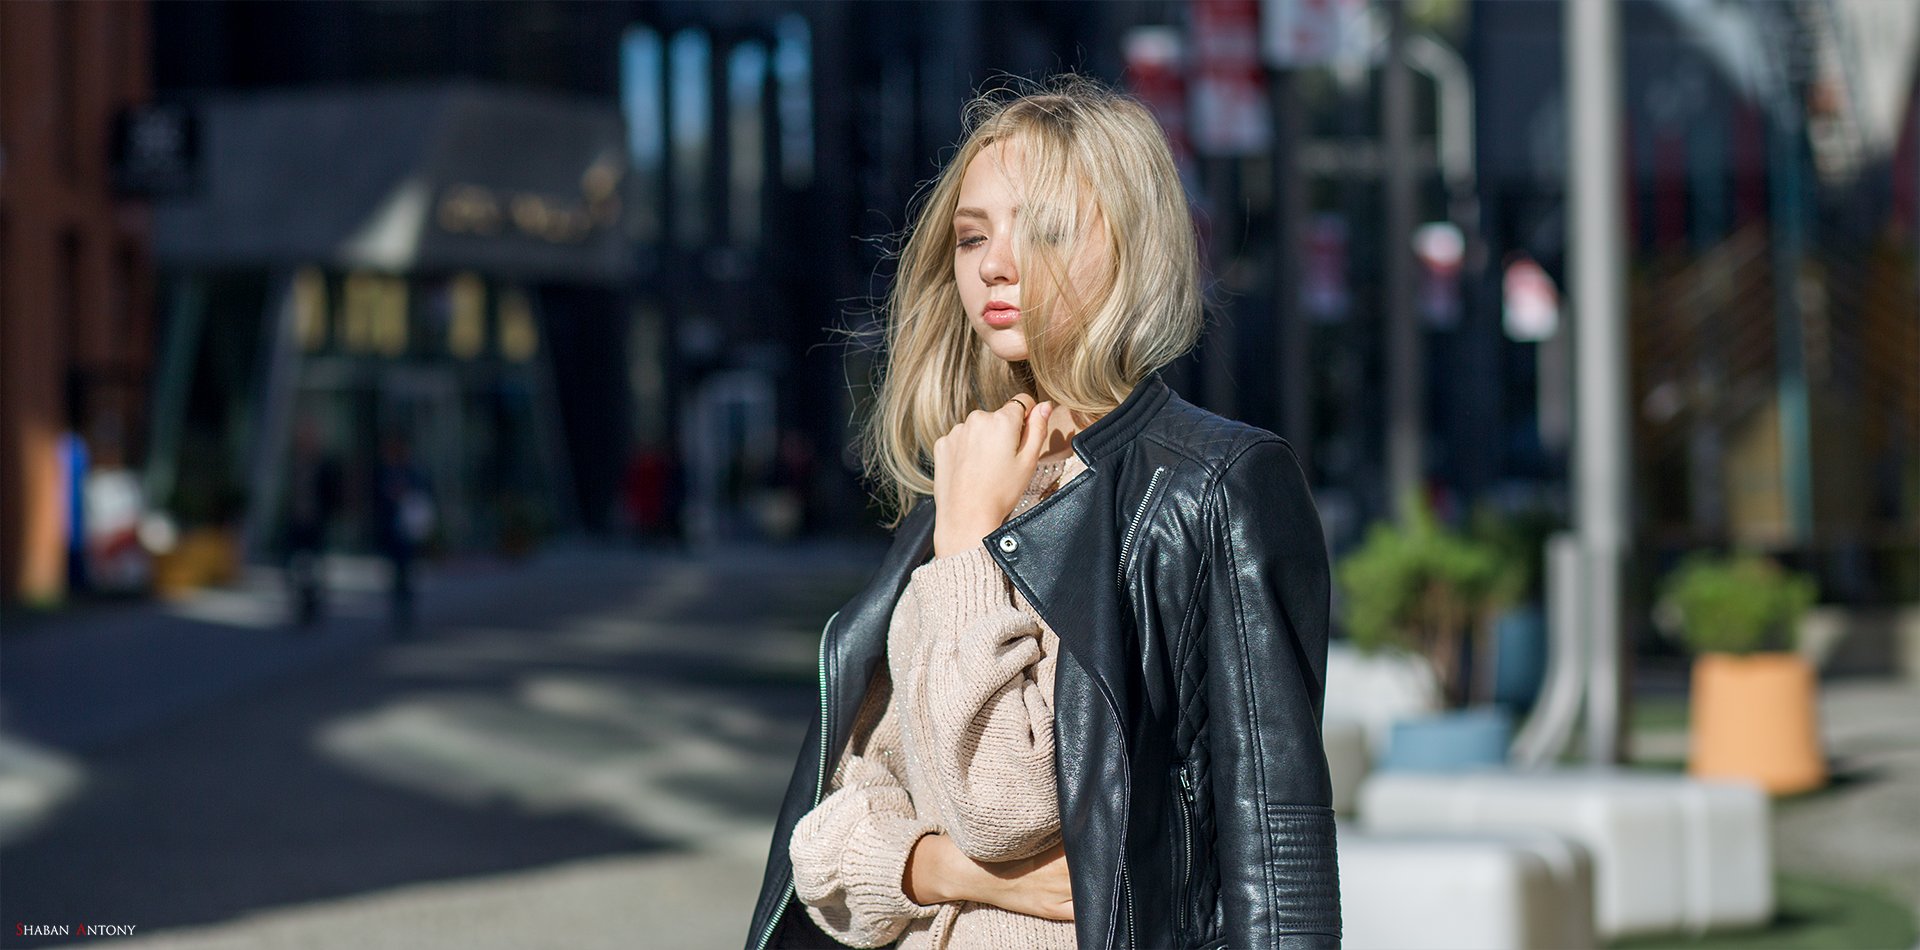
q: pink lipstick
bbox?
[983,300,1020,329]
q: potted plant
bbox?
[1336,492,1524,770]
[1468,501,1561,713]
[1657,551,1824,795]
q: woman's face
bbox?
[953,140,1108,364]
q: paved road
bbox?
[3,544,1914,948]
[0,543,881,950]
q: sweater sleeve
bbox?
[789,704,941,948]
[891,543,1062,863]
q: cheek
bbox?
[954,265,983,312]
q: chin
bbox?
[979,332,1031,363]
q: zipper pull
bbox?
[1178,763,1194,800]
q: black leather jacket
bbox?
[747,373,1341,950]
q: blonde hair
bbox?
[859,75,1202,525]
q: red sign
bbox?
[1190,0,1270,156]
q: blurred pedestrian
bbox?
[622,445,672,545]
[283,418,342,628]
[373,434,432,637]
[768,429,817,538]
[751,77,1337,950]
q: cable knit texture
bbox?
[790,455,1084,949]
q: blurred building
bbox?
[144,0,1145,556]
[1473,0,1920,604]
[146,85,629,557]
[0,1,157,604]
[113,0,1919,594]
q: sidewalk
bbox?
[1773,680,1920,925]
[0,540,883,749]
[0,540,884,858]
[3,551,580,750]
[6,549,1912,949]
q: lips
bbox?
[982,302,1020,329]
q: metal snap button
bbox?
[998,535,1019,553]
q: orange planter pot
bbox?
[1688,651,1827,795]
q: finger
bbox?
[1017,400,1051,465]
[1006,393,1036,415]
[998,395,1033,429]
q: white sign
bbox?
[1261,0,1376,68]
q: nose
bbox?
[980,231,1017,286]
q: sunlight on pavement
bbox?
[0,734,85,848]
[316,669,805,860]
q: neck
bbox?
[1037,404,1097,463]
[1023,373,1099,463]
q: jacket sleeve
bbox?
[789,709,942,948]
[1201,439,1341,948]
[891,544,1062,862]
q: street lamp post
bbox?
[1568,0,1631,764]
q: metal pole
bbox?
[1384,1,1422,521]
[1568,0,1630,764]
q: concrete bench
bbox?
[1324,641,1440,754]
[1357,769,1772,938]
[1324,718,1369,815]
[1338,823,1597,950]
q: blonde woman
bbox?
[747,76,1340,950]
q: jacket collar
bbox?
[860,367,1170,723]
[1070,371,1173,466]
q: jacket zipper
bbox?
[1119,860,1137,949]
[753,610,840,950]
[1116,466,1167,591]
[1175,763,1196,933]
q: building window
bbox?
[448,272,487,359]
[499,287,540,362]
[293,266,328,352]
[775,15,814,189]
[669,28,711,248]
[620,26,666,244]
[340,272,408,357]
[728,42,768,247]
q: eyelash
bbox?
[956,235,986,250]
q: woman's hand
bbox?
[932,394,1053,558]
[904,834,1075,921]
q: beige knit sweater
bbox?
[790,455,1085,949]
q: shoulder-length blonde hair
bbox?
[860,75,1202,525]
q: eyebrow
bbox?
[953,207,989,222]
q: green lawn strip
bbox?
[1608,873,1918,950]
[1633,696,1691,733]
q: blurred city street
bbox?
[3,545,1918,948]
[3,0,1917,946]
[0,542,879,949]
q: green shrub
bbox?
[1657,552,1819,655]
[1336,491,1519,707]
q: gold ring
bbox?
[1008,394,1036,413]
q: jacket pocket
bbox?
[1262,803,1342,939]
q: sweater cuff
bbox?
[910,544,1012,621]
[843,816,945,921]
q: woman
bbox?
[747,76,1340,950]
